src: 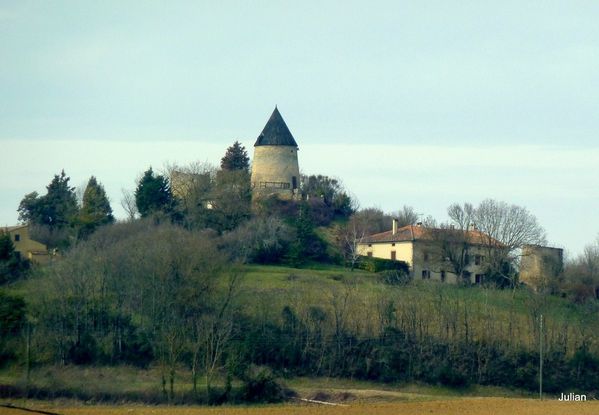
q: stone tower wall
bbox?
[251,145,300,199]
[520,244,563,290]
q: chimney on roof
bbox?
[468,223,476,231]
[392,218,398,235]
[416,222,423,227]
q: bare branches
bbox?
[120,188,138,221]
[446,199,547,287]
[472,199,546,251]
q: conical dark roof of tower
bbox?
[254,107,298,147]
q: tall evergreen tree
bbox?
[135,167,174,218]
[0,231,28,283]
[78,176,115,239]
[0,232,15,262]
[18,170,78,228]
[220,141,250,172]
[17,170,78,248]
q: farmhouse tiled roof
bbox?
[3,224,27,232]
[363,225,503,246]
[254,107,298,147]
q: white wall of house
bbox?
[358,239,490,285]
[358,241,413,265]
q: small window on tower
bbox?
[292,176,297,189]
[14,234,20,242]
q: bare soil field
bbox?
[2,398,598,415]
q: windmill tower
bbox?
[250,107,300,199]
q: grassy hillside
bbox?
[2,261,597,404]
[236,263,594,353]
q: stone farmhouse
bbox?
[358,219,502,284]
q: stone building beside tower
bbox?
[519,244,564,291]
[250,107,300,199]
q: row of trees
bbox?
[17,172,114,248]
[22,221,237,401]
[13,141,355,254]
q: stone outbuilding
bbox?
[519,244,564,291]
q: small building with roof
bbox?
[2,224,52,264]
[250,107,300,199]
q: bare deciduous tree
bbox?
[390,205,419,227]
[335,215,367,270]
[120,188,138,221]
[448,199,546,286]
[563,236,599,302]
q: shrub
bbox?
[241,365,287,403]
[358,256,409,273]
[379,269,411,285]
[437,364,470,387]
[221,216,294,264]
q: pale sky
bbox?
[1,1,598,256]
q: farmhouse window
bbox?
[14,234,20,242]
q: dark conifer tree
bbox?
[17,170,78,248]
[0,232,28,283]
[220,141,250,172]
[77,176,115,238]
[18,170,78,228]
[0,232,15,262]
[135,167,174,218]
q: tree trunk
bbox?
[169,368,175,401]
